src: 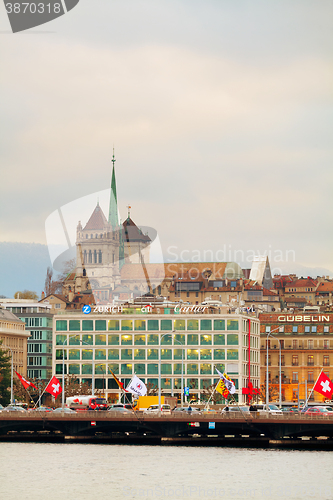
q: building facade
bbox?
[53,309,260,404]
[2,302,53,380]
[259,312,333,404]
[0,307,29,376]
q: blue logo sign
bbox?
[82,305,91,314]
[184,387,190,396]
[208,422,215,429]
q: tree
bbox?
[0,341,11,406]
[146,381,158,396]
[259,383,279,403]
[44,267,62,296]
[14,290,38,300]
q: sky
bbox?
[1,0,333,278]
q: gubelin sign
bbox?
[277,315,330,322]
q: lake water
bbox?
[0,443,332,500]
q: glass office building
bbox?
[53,312,260,404]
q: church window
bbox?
[98,250,102,264]
[88,250,92,264]
[83,251,87,264]
[112,253,115,264]
[94,250,97,263]
[86,235,88,239]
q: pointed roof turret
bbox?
[108,149,119,229]
[83,202,108,230]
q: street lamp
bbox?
[266,327,282,408]
[158,331,184,411]
[62,335,95,408]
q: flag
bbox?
[45,376,62,399]
[126,375,147,397]
[109,369,127,392]
[215,367,236,394]
[15,371,38,390]
[216,379,229,398]
[313,372,333,399]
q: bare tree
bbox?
[14,290,38,300]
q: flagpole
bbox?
[34,382,48,409]
[303,368,323,410]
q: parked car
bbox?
[172,406,202,414]
[144,404,171,414]
[107,407,133,414]
[33,406,53,412]
[254,404,282,414]
[305,407,329,414]
[222,406,250,414]
[2,405,27,413]
[109,403,133,410]
[318,406,333,412]
[52,407,76,414]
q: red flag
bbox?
[15,371,37,390]
[313,372,333,399]
[45,376,62,399]
[109,370,127,392]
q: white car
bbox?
[144,404,171,414]
[255,404,282,414]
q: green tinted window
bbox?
[121,364,132,375]
[134,334,145,345]
[174,319,186,330]
[121,320,133,331]
[69,335,80,345]
[227,349,238,360]
[161,378,172,389]
[161,319,172,331]
[174,349,184,360]
[200,334,212,345]
[108,320,120,331]
[69,349,80,360]
[95,364,106,375]
[82,364,92,375]
[148,319,159,331]
[214,349,225,360]
[69,364,80,375]
[147,334,158,345]
[187,378,198,389]
[82,349,93,360]
[147,378,158,387]
[134,320,146,331]
[95,349,106,360]
[187,320,198,331]
[108,349,119,360]
[96,334,106,345]
[187,349,198,360]
[108,334,119,345]
[56,349,66,360]
[200,319,212,331]
[174,334,185,344]
[227,320,238,331]
[200,363,212,374]
[174,378,182,389]
[56,320,67,331]
[161,364,172,375]
[56,334,67,345]
[121,349,132,360]
[147,364,158,374]
[200,349,212,360]
[214,320,225,331]
[187,334,198,345]
[121,334,132,345]
[69,320,80,331]
[95,320,106,331]
[134,363,145,375]
[82,334,93,345]
[174,364,183,375]
[134,349,145,360]
[82,320,93,331]
[214,334,225,345]
[227,334,238,345]
[200,378,212,389]
[161,334,172,345]
[187,364,198,375]
[147,349,158,360]
[161,349,172,360]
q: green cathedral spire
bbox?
[108,150,119,229]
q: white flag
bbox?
[215,367,236,394]
[126,375,147,397]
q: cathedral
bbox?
[62,154,152,304]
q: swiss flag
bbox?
[313,372,333,399]
[45,376,62,399]
[15,371,37,390]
